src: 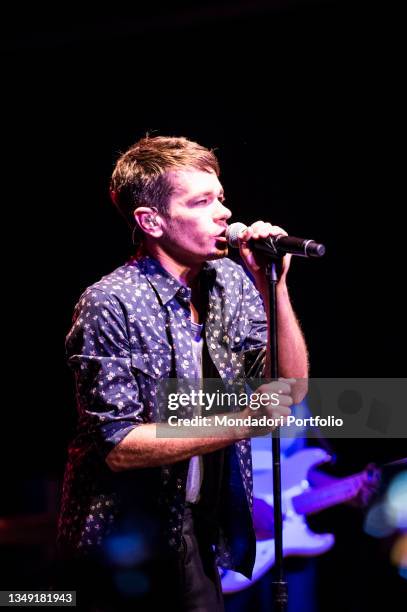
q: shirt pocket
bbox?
[130,346,172,379]
[130,348,173,423]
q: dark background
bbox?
[2,1,405,609]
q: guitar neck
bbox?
[292,472,365,515]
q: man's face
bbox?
[159,168,232,263]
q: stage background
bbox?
[3,1,405,610]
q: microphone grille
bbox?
[226,222,247,247]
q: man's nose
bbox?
[216,201,232,220]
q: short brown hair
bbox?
[110,135,220,233]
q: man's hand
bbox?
[237,378,294,439]
[237,220,292,283]
[251,377,294,422]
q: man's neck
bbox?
[141,244,205,324]
[144,244,202,288]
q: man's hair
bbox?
[110,136,220,236]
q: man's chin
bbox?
[206,245,229,260]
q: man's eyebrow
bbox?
[188,189,225,200]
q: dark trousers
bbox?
[52,506,224,612]
[181,504,224,612]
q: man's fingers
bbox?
[276,394,293,407]
[239,221,289,242]
[256,378,295,396]
[239,226,254,243]
[270,405,292,418]
[251,222,272,239]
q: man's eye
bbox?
[192,196,224,206]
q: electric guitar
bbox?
[220,447,379,593]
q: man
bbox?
[57,135,308,611]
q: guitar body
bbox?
[220,447,335,594]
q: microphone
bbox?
[226,222,326,258]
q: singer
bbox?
[56,135,309,611]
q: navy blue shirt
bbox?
[58,255,267,577]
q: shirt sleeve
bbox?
[66,288,145,457]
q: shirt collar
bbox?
[129,255,219,306]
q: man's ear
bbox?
[133,207,163,238]
[109,188,118,205]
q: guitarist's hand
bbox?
[348,463,381,508]
[309,462,382,509]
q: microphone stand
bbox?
[266,259,288,612]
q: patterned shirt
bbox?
[58,254,267,577]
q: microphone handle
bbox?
[249,235,326,258]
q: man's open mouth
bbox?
[215,232,228,242]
